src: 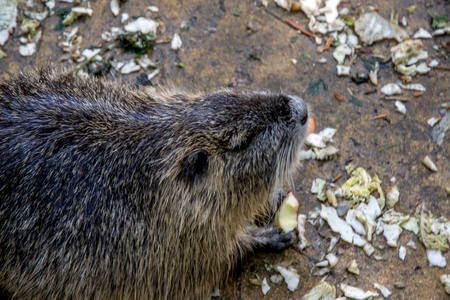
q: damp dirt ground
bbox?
[1,0,449,299]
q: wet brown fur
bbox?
[0,68,309,299]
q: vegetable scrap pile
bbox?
[268,0,449,141]
[0,0,188,83]
[266,164,450,298]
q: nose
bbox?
[288,95,309,126]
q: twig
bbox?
[155,39,172,44]
[364,89,377,95]
[372,113,388,120]
[332,174,343,182]
[257,3,316,40]
[434,65,450,71]
[284,19,316,39]
[382,96,410,102]
[377,144,397,152]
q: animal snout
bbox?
[287,95,309,127]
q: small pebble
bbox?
[394,281,406,289]
[399,246,406,261]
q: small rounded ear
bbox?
[180,150,209,183]
[231,134,255,151]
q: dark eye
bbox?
[300,113,308,126]
[180,150,208,183]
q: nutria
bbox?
[0,68,310,299]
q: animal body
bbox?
[0,68,309,299]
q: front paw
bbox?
[252,224,297,251]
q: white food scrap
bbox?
[0,0,18,46]
[427,249,447,267]
[301,281,336,300]
[124,17,158,34]
[270,274,283,283]
[352,196,381,241]
[274,0,291,10]
[333,44,351,64]
[346,209,366,236]
[325,253,339,268]
[440,275,450,295]
[386,186,399,209]
[327,236,339,252]
[374,283,392,298]
[316,260,329,267]
[82,48,102,61]
[390,39,428,76]
[261,277,270,295]
[400,216,419,235]
[314,146,339,161]
[171,33,182,50]
[110,0,120,17]
[147,6,159,12]
[354,12,409,45]
[422,156,438,172]
[406,240,417,250]
[63,7,93,26]
[298,214,309,250]
[18,42,36,56]
[336,65,350,76]
[136,55,156,69]
[397,82,426,92]
[276,266,300,292]
[413,28,432,39]
[381,83,402,95]
[326,189,337,207]
[319,0,340,24]
[147,69,160,81]
[304,127,338,161]
[299,0,322,17]
[383,223,402,247]
[363,243,375,256]
[306,133,327,148]
[299,149,317,161]
[311,178,327,194]
[347,259,360,277]
[121,13,129,24]
[318,128,337,142]
[399,246,406,261]
[320,205,366,247]
[369,62,379,85]
[429,59,439,67]
[119,60,141,74]
[395,101,406,115]
[417,62,431,74]
[340,284,378,299]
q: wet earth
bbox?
[1,0,449,299]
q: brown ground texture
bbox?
[1,0,449,299]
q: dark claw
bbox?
[276,190,288,207]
